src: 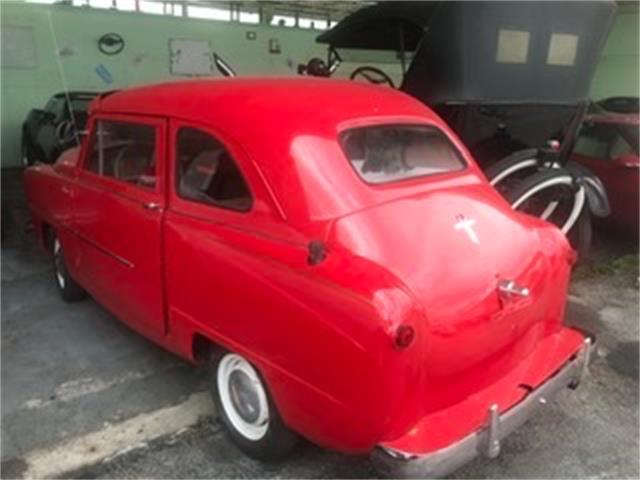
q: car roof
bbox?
[90,78,463,225]
[92,77,431,121]
[585,113,640,126]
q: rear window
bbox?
[340,125,466,184]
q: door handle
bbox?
[142,201,162,211]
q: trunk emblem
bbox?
[454,214,479,245]
[498,279,530,300]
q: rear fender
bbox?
[565,161,611,218]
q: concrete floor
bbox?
[1,167,639,479]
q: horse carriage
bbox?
[304,1,617,256]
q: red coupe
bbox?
[24,79,592,478]
[572,113,639,235]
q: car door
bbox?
[71,114,167,342]
[572,121,639,227]
[162,120,309,356]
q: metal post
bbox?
[398,22,406,77]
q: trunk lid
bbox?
[329,182,571,410]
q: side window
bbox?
[85,120,157,189]
[573,123,632,161]
[176,127,252,212]
[496,29,530,64]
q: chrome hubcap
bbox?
[217,354,269,440]
[53,239,65,289]
[229,370,261,423]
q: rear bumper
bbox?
[371,337,593,479]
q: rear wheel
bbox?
[485,148,560,195]
[567,206,593,262]
[507,169,586,234]
[209,351,298,461]
[506,169,591,260]
[52,234,85,302]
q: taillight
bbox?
[394,325,415,349]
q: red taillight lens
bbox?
[395,325,415,349]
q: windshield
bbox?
[70,97,94,112]
[619,124,640,154]
[340,125,466,184]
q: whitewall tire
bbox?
[210,351,298,461]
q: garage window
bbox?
[340,125,466,184]
[176,127,252,212]
[85,120,157,189]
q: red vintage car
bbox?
[24,78,592,478]
[571,113,639,235]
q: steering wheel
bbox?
[349,66,395,88]
[55,121,76,145]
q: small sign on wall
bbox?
[169,39,213,76]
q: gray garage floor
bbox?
[1,167,639,479]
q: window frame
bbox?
[172,123,254,214]
[338,123,468,186]
[79,113,166,197]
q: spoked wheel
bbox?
[210,351,298,461]
[52,233,85,302]
[486,148,559,195]
[488,151,594,261]
[507,169,586,234]
[507,169,591,259]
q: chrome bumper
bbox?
[371,337,593,479]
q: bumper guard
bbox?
[371,337,593,478]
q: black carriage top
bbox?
[317,1,617,164]
[318,1,616,104]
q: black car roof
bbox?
[52,91,99,99]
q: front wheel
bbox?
[52,234,86,302]
[209,351,298,461]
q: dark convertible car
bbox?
[21,91,97,166]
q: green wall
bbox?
[2,2,637,168]
[0,2,401,167]
[590,4,640,100]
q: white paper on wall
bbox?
[169,39,214,76]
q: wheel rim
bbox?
[217,354,269,441]
[511,176,586,234]
[53,238,66,289]
[490,159,538,186]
